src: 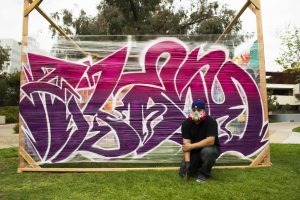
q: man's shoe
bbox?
[196,173,207,183]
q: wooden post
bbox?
[18,0,30,173]
[254,0,271,165]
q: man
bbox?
[179,99,220,183]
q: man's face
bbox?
[191,108,205,123]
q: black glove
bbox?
[179,160,190,177]
[185,161,190,171]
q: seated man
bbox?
[179,99,220,183]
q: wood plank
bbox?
[255,0,270,166]
[249,0,260,9]
[34,6,88,57]
[256,1,268,122]
[250,144,271,167]
[19,147,41,169]
[248,3,256,14]
[19,167,179,172]
[214,165,269,169]
[18,164,269,172]
[24,0,42,16]
[215,0,251,43]
[19,0,30,172]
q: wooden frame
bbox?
[18,0,270,173]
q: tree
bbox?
[0,44,10,71]
[0,75,9,106]
[275,26,300,73]
[267,90,279,113]
[50,0,242,38]
[5,72,20,106]
[0,72,20,106]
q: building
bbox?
[267,71,300,114]
[0,39,21,73]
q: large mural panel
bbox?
[20,36,268,164]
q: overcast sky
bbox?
[0,0,299,72]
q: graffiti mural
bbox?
[20,37,268,164]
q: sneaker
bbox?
[196,173,207,183]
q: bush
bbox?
[0,106,19,123]
[13,123,19,134]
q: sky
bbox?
[0,0,299,72]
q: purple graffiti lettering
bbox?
[20,38,268,163]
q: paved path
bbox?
[0,122,299,149]
[283,132,300,144]
[268,122,300,143]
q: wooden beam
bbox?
[215,0,251,43]
[33,7,88,57]
[254,0,270,165]
[19,147,41,169]
[18,164,270,172]
[19,0,30,172]
[214,165,269,169]
[249,144,271,167]
[19,167,179,172]
[248,3,256,14]
[249,0,260,10]
[255,2,269,126]
[24,0,42,16]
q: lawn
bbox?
[0,144,299,200]
[292,126,300,133]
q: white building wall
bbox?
[274,95,300,105]
[0,39,21,73]
[267,83,300,106]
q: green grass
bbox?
[292,126,300,133]
[0,144,300,200]
[0,106,19,123]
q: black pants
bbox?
[188,146,220,177]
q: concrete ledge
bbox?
[0,116,5,125]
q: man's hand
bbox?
[182,143,193,152]
[179,160,190,181]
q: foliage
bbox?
[267,90,279,112]
[13,124,19,134]
[50,0,242,38]
[276,26,300,73]
[0,106,19,123]
[292,126,300,133]
[280,103,292,113]
[0,44,10,71]
[0,144,300,199]
[0,72,20,106]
